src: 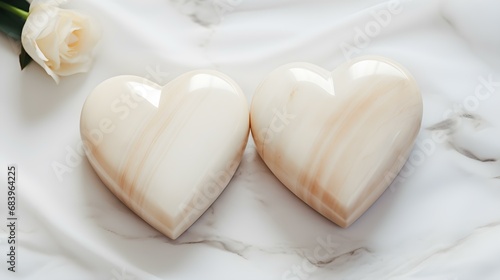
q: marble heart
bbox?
[80,71,249,239]
[250,56,423,227]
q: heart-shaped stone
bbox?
[80,71,249,239]
[250,56,422,227]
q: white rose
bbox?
[21,0,99,83]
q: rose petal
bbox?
[21,1,99,83]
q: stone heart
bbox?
[80,71,249,239]
[250,56,422,227]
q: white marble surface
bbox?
[1,0,500,279]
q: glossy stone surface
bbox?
[251,56,423,227]
[6,1,500,279]
[80,72,249,239]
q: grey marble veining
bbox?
[1,0,500,279]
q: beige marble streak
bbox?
[81,72,249,239]
[250,56,423,227]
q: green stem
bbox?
[0,1,29,20]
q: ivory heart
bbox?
[250,56,422,227]
[80,71,249,239]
